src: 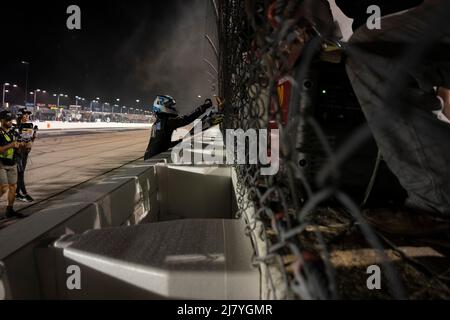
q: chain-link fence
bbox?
[214,0,450,299]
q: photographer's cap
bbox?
[0,110,14,121]
[17,108,32,117]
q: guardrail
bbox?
[0,130,261,299]
[0,160,158,298]
[36,121,153,130]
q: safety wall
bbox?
[0,156,260,299]
[36,121,152,130]
[0,160,159,299]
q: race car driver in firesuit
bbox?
[144,95,212,160]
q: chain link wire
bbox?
[210,0,450,299]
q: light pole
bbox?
[21,61,29,106]
[2,83,18,107]
[75,96,84,106]
[121,106,126,123]
[54,94,66,108]
[33,90,39,107]
[75,96,85,114]
[97,98,101,113]
[102,103,110,121]
[90,98,100,113]
[112,104,119,122]
[33,89,46,107]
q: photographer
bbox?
[0,110,24,219]
[15,108,36,203]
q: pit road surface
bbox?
[0,128,151,226]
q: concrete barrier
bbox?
[0,125,260,300]
[35,121,152,131]
[1,162,260,299]
[36,218,259,299]
[0,160,159,299]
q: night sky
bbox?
[0,0,215,112]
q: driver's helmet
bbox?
[152,95,178,116]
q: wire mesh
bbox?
[212,0,450,299]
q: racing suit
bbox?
[144,102,211,160]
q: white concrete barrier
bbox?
[0,126,261,300]
[35,121,152,131]
[0,160,159,299]
[39,218,259,299]
[0,162,260,299]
